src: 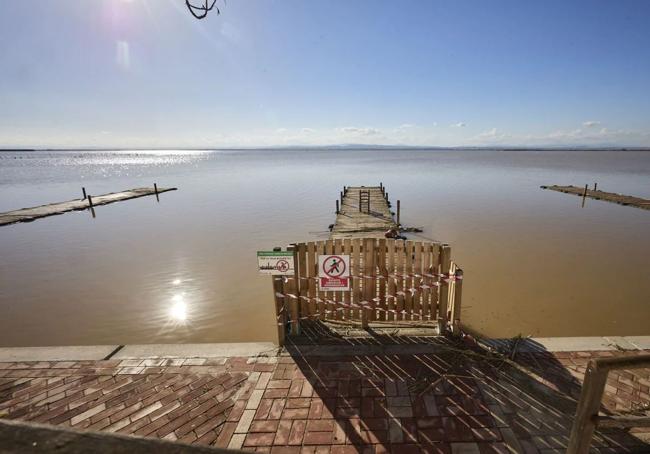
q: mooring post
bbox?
[154,183,159,195]
[87,195,94,208]
[385,192,388,202]
[397,200,401,226]
[582,184,588,198]
[594,182,598,191]
[359,191,362,212]
[82,187,87,200]
[380,182,383,193]
[336,200,340,214]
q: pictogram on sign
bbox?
[257,251,295,275]
[318,254,350,291]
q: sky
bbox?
[1,0,649,148]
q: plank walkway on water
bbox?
[0,187,177,226]
[541,185,650,210]
[330,186,398,239]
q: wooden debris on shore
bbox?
[541,184,650,210]
[0,186,177,226]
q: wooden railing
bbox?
[567,354,650,454]
[271,238,463,345]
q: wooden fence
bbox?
[271,238,463,345]
[567,354,650,454]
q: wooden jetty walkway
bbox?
[541,184,650,210]
[0,186,176,226]
[330,185,398,239]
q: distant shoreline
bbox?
[2,146,650,152]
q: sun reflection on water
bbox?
[169,293,188,322]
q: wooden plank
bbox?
[333,239,343,321]
[595,415,650,428]
[272,276,286,346]
[316,241,326,321]
[330,186,398,239]
[307,242,317,318]
[352,238,361,320]
[438,244,452,332]
[422,242,431,320]
[343,238,352,320]
[297,243,308,319]
[404,241,414,321]
[566,362,608,454]
[413,241,423,320]
[325,240,335,320]
[377,238,387,321]
[541,184,650,210]
[362,238,374,327]
[0,187,178,226]
[395,240,405,321]
[387,239,396,322]
[451,268,463,335]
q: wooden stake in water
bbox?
[397,200,401,226]
[336,200,339,214]
[82,187,87,200]
[594,182,598,191]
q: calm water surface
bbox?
[1,149,649,346]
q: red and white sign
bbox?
[318,254,350,291]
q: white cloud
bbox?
[398,123,414,129]
[451,122,466,128]
[582,120,601,128]
[275,128,288,134]
[301,128,314,134]
[338,126,380,136]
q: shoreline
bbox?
[2,336,650,362]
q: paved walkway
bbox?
[1,343,649,453]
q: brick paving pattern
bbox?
[1,347,649,453]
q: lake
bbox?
[1,148,649,346]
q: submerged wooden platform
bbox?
[330,185,398,239]
[541,184,650,210]
[0,187,177,226]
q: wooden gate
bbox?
[270,238,463,345]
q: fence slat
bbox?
[378,238,387,321]
[395,240,404,321]
[343,238,352,320]
[306,242,317,318]
[352,238,361,320]
[316,241,326,320]
[272,276,286,346]
[422,242,431,320]
[438,244,451,333]
[297,243,308,319]
[404,241,414,321]
[387,239,396,321]
[334,239,343,321]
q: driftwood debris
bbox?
[0,186,177,226]
[541,185,650,210]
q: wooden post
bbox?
[359,191,362,212]
[82,187,87,200]
[451,268,463,335]
[154,183,159,195]
[290,246,301,335]
[582,184,588,198]
[87,195,94,208]
[336,200,339,214]
[594,182,598,191]
[272,276,286,347]
[396,200,401,226]
[380,182,383,193]
[385,192,388,201]
[566,361,608,454]
[438,244,451,333]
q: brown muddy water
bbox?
[0,149,649,346]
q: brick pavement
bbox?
[1,345,649,453]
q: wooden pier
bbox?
[541,184,650,210]
[0,186,176,226]
[330,185,398,239]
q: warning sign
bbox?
[318,254,350,291]
[257,251,294,275]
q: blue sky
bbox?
[1,0,649,148]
